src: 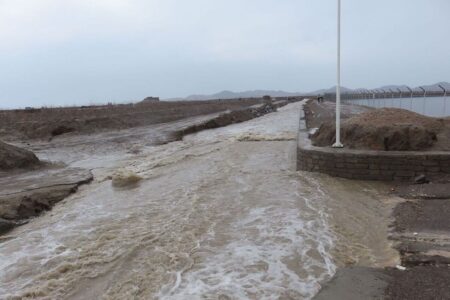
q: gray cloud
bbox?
[0,0,449,108]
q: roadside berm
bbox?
[310,107,450,151]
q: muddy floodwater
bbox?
[0,102,398,299]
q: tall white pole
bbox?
[333,0,343,148]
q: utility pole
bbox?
[333,0,343,148]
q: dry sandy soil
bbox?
[0,98,271,141]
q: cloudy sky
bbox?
[1,0,449,107]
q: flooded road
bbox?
[0,102,397,299]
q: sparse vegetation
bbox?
[0,99,266,140]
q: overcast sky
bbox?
[1,0,449,108]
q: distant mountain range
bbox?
[165,81,450,101]
[167,90,304,101]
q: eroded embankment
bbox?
[0,140,41,171]
[0,141,93,234]
[0,167,93,234]
[172,101,287,141]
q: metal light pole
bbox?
[333,0,343,148]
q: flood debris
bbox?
[111,171,142,188]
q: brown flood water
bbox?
[0,102,398,299]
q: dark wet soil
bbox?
[385,266,450,300]
[392,199,450,232]
[314,267,390,300]
[0,167,93,234]
[394,182,450,200]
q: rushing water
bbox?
[348,96,450,117]
[0,102,397,299]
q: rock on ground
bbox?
[0,140,40,170]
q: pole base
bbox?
[332,142,344,148]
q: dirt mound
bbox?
[346,108,443,132]
[0,141,40,170]
[311,108,448,151]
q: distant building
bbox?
[141,96,160,103]
[262,95,272,104]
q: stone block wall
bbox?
[297,145,450,181]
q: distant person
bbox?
[317,96,324,103]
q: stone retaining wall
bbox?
[297,111,450,181]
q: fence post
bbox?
[439,84,447,116]
[419,86,426,115]
[406,86,413,110]
[397,88,402,108]
[381,89,387,107]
